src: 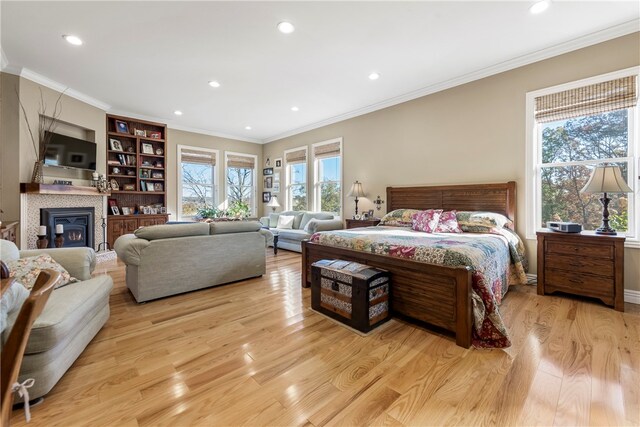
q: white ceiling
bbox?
[1,1,639,143]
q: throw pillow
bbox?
[379,209,421,227]
[434,210,463,233]
[7,254,76,291]
[456,211,513,232]
[411,209,443,233]
[276,215,295,229]
[0,280,29,334]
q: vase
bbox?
[31,161,44,184]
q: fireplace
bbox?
[41,207,95,249]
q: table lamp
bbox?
[266,195,280,213]
[347,181,366,216]
[580,163,633,235]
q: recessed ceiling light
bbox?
[62,35,83,46]
[529,0,550,14]
[208,81,221,88]
[368,72,380,80]
[174,110,183,116]
[277,21,295,34]
[291,106,299,112]
[245,126,252,130]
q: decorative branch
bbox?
[16,87,66,161]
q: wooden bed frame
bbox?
[301,181,516,348]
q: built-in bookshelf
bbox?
[106,114,169,246]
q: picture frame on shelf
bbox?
[143,206,151,215]
[140,169,150,178]
[155,148,164,155]
[150,207,158,214]
[160,207,167,214]
[274,158,282,169]
[122,207,131,215]
[146,182,155,192]
[115,120,129,134]
[154,183,164,192]
[108,198,117,207]
[109,179,119,191]
[148,131,162,139]
[123,184,135,191]
[111,206,120,215]
[134,129,147,137]
[262,192,271,203]
[109,138,123,151]
[141,143,154,154]
[263,168,273,176]
[151,171,163,179]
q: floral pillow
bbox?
[7,254,76,291]
[434,210,463,233]
[456,211,513,233]
[411,209,443,233]
[379,209,421,227]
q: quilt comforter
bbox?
[310,226,528,348]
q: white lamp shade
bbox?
[347,181,365,198]
[580,164,633,194]
[266,196,280,208]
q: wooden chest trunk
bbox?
[311,259,390,333]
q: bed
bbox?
[301,181,524,348]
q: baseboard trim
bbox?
[624,289,640,305]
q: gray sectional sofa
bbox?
[259,211,343,252]
[114,221,271,302]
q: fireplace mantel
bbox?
[20,183,110,196]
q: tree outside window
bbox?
[540,110,631,231]
[181,162,215,217]
[287,162,307,211]
[227,167,254,213]
[316,156,341,214]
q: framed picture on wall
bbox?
[272,182,280,193]
[262,192,271,203]
[263,168,273,176]
[264,176,273,189]
[274,158,282,169]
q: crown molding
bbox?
[107,108,263,144]
[262,19,640,143]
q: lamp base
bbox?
[595,227,617,236]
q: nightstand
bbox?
[536,230,625,311]
[345,218,381,229]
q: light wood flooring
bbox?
[10,250,640,426]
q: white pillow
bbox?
[277,215,295,229]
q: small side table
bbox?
[345,218,381,229]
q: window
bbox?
[225,152,257,216]
[313,138,342,215]
[284,146,308,211]
[177,145,218,220]
[526,69,639,245]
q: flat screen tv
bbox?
[43,131,97,171]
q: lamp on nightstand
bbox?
[580,163,633,235]
[347,181,366,217]
[266,195,280,213]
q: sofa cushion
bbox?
[209,221,262,235]
[280,211,305,229]
[7,254,77,290]
[268,213,280,228]
[276,215,295,229]
[22,275,113,354]
[299,212,334,230]
[276,229,310,242]
[134,223,209,240]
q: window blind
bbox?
[181,148,216,166]
[285,148,307,164]
[535,76,637,123]
[313,141,341,158]
[226,154,255,169]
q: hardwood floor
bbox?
[10,250,640,426]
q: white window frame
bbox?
[525,66,640,248]
[224,151,258,217]
[312,137,343,217]
[176,145,219,221]
[284,145,308,211]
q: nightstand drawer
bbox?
[545,268,614,302]
[546,241,613,259]
[545,254,613,277]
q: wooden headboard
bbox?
[386,181,517,228]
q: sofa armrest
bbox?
[114,234,150,266]
[259,217,270,228]
[259,229,274,248]
[19,247,96,281]
[304,219,344,234]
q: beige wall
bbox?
[1,73,20,224]
[263,33,640,292]
[166,128,263,219]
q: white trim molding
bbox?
[625,289,640,305]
